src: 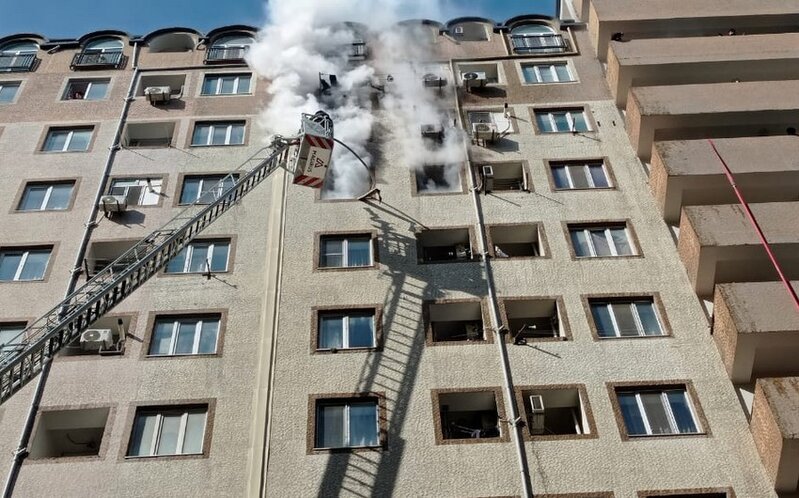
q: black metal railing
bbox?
[510,33,568,54]
[0,54,36,72]
[71,51,124,69]
[205,47,247,63]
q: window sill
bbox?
[553,187,615,192]
[625,431,706,440]
[436,435,506,445]
[199,93,253,97]
[0,279,46,283]
[315,265,376,272]
[39,150,89,154]
[572,254,642,260]
[527,432,597,441]
[597,334,669,340]
[161,270,230,277]
[13,209,70,214]
[311,444,383,454]
[314,346,379,354]
[145,353,219,359]
[124,452,205,461]
[418,259,479,265]
[189,143,247,148]
[428,339,490,347]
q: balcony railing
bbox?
[0,54,36,72]
[205,47,248,63]
[510,33,568,54]
[71,51,124,70]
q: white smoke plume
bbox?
[247,0,465,198]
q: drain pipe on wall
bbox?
[2,43,141,498]
[450,63,534,498]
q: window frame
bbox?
[308,393,386,453]
[62,78,110,101]
[147,314,221,357]
[532,108,592,133]
[567,222,637,258]
[0,246,53,282]
[0,81,21,103]
[177,174,239,205]
[125,404,211,458]
[41,126,94,153]
[17,181,75,211]
[316,232,377,270]
[431,387,509,445]
[520,62,574,84]
[548,159,613,190]
[190,121,246,146]
[618,388,701,437]
[0,321,27,356]
[313,307,380,352]
[108,177,164,207]
[200,73,252,96]
[163,239,231,274]
[589,299,665,338]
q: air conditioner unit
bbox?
[144,86,172,103]
[80,329,114,351]
[529,395,546,435]
[472,122,498,141]
[462,71,487,89]
[482,165,494,193]
[465,323,481,340]
[98,195,128,214]
[453,26,465,36]
[422,73,446,88]
[421,124,444,142]
[455,244,470,260]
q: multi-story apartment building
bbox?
[0,1,797,497]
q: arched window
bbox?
[74,37,124,69]
[84,37,123,53]
[0,40,38,71]
[509,23,566,54]
[206,34,253,62]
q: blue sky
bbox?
[0,0,557,39]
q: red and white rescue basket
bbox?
[291,111,335,189]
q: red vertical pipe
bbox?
[707,139,799,312]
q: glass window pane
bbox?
[211,125,228,145]
[156,414,181,455]
[238,76,251,93]
[321,239,343,267]
[554,64,571,81]
[44,131,68,151]
[590,304,615,338]
[202,77,217,95]
[588,164,609,187]
[210,243,229,271]
[192,125,210,145]
[569,230,590,257]
[129,413,157,456]
[570,111,589,132]
[46,184,73,209]
[175,321,197,354]
[220,77,235,94]
[347,315,374,348]
[640,393,673,434]
[182,411,206,453]
[165,247,187,273]
[319,316,344,349]
[568,165,589,189]
[611,302,639,337]
[618,393,647,435]
[635,301,662,336]
[0,84,18,103]
[589,229,611,256]
[535,113,554,133]
[521,66,538,83]
[538,66,555,82]
[0,253,22,281]
[150,321,174,355]
[551,166,570,189]
[229,124,245,145]
[188,244,209,272]
[67,130,91,151]
[552,112,570,131]
[198,320,219,354]
[347,239,371,267]
[18,250,49,280]
[609,228,633,255]
[20,186,47,210]
[180,178,201,204]
[666,391,698,433]
[349,402,378,446]
[86,81,108,100]
[317,405,345,448]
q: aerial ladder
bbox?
[0,112,335,405]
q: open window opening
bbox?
[489,224,542,258]
[137,74,185,103]
[85,240,138,277]
[417,228,473,263]
[437,391,501,440]
[458,62,500,89]
[62,315,129,356]
[122,122,175,148]
[415,164,461,194]
[29,407,109,458]
[147,33,195,53]
[427,301,484,343]
[506,298,565,343]
[521,387,590,436]
[480,162,526,193]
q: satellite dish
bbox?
[463,72,479,80]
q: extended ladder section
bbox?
[0,137,294,404]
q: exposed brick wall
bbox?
[750,381,782,486]
[712,286,739,379]
[677,208,702,288]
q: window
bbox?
[179,174,237,204]
[435,390,502,441]
[480,162,527,192]
[29,407,110,459]
[520,386,592,437]
[42,127,93,152]
[63,79,109,100]
[128,405,207,457]
[0,81,20,102]
[589,298,664,338]
[0,247,51,281]
[417,228,473,263]
[488,224,542,258]
[206,35,253,62]
[319,234,373,268]
[148,315,220,356]
[73,38,123,69]
[569,224,635,257]
[123,122,175,148]
[534,109,590,133]
[467,111,512,134]
[504,298,567,343]
[314,398,380,449]
[201,73,251,95]
[317,310,376,350]
[415,164,462,194]
[18,182,74,211]
[137,74,185,97]
[0,40,38,72]
[458,62,500,85]
[426,301,485,343]
[191,121,245,146]
[0,322,25,356]
[641,493,727,498]
[510,24,566,54]
[522,63,573,84]
[108,178,162,206]
[616,387,701,436]
[551,160,610,189]
[348,39,367,59]
[165,240,230,274]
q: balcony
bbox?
[750,377,799,494]
[626,80,799,160]
[677,202,799,297]
[650,137,799,224]
[204,47,247,64]
[509,33,568,54]
[713,281,799,383]
[607,33,799,107]
[587,0,799,61]
[0,53,36,72]
[70,51,124,70]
